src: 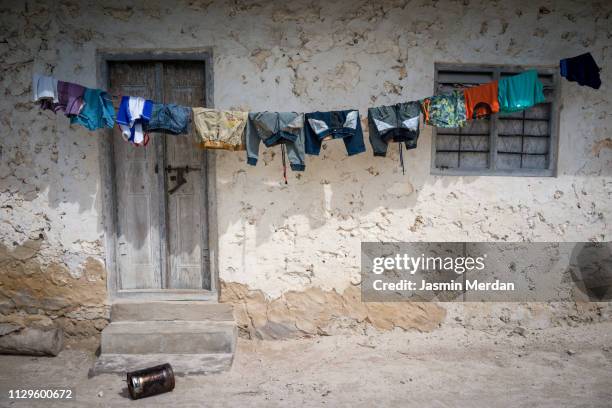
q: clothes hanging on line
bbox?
[245,111,306,171]
[498,70,545,113]
[463,80,500,120]
[420,90,467,128]
[70,88,115,131]
[560,52,601,90]
[143,103,191,135]
[39,80,86,115]
[368,101,421,174]
[192,107,248,150]
[116,96,153,145]
[56,81,86,115]
[32,74,58,104]
[304,110,366,156]
[368,101,421,156]
[32,64,572,175]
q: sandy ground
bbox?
[0,323,611,408]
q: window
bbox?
[431,64,560,176]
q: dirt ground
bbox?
[0,322,611,408]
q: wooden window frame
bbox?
[431,63,560,177]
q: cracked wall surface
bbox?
[1,0,611,343]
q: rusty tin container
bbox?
[126,363,175,400]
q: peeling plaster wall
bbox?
[1,0,611,343]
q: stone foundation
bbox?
[0,242,108,349]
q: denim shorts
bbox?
[144,103,191,135]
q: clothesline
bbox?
[31,52,601,182]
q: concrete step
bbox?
[95,301,237,376]
[101,320,236,355]
[111,301,234,322]
[92,352,234,376]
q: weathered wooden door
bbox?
[109,61,210,297]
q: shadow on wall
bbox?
[1,105,100,214]
[2,97,480,256]
[213,121,477,247]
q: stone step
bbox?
[92,353,234,376]
[111,301,234,322]
[101,320,236,355]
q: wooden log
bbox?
[0,325,63,356]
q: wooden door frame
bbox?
[96,48,219,301]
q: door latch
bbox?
[165,165,201,195]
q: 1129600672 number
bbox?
[7,389,74,399]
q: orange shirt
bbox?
[463,81,500,120]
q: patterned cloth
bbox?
[420,90,467,128]
[192,108,248,150]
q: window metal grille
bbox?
[431,64,560,177]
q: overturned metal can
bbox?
[126,363,175,400]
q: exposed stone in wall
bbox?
[0,1,110,347]
[102,6,134,22]
[249,48,273,72]
[592,138,612,157]
[0,243,109,348]
[328,61,361,91]
[220,281,446,339]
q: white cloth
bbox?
[32,74,58,102]
[119,96,146,144]
[131,123,144,144]
[128,97,145,144]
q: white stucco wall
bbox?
[1,0,611,340]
